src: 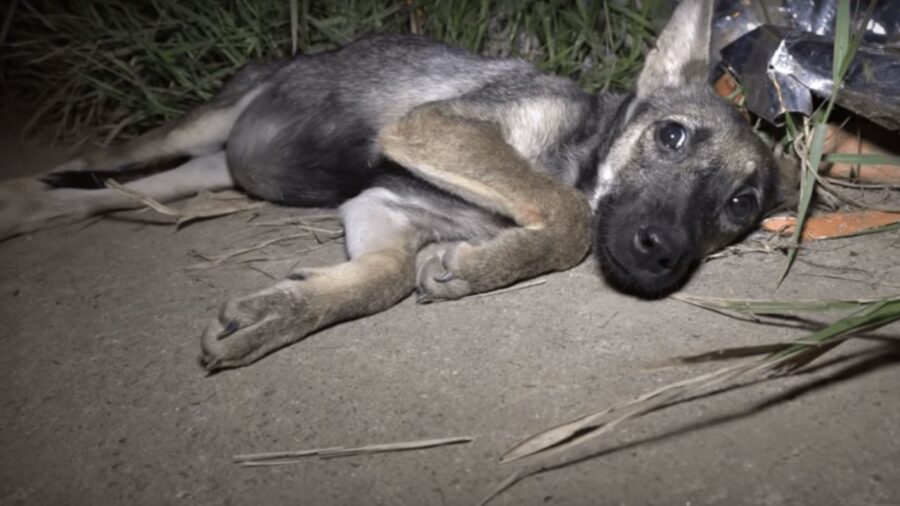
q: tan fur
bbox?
[380,104,592,300]
[2,0,780,370]
[202,236,416,369]
[201,103,593,368]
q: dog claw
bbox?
[217,320,240,340]
[434,270,455,283]
[286,269,310,281]
[415,289,446,304]
[198,353,223,373]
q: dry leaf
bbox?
[106,180,265,226]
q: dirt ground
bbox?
[1,123,898,506]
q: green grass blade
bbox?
[825,153,900,167]
[673,293,897,317]
[499,294,900,475]
[831,221,900,238]
[782,112,798,146]
[832,0,850,84]
[772,298,900,359]
[290,0,299,55]
[778,0,869,287]
[0,0,672,143]
[0,0,20,46]
[777,122,827,286]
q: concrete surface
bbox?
[1,129,898,506]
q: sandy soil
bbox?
[1,128,898,506]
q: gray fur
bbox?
[0,0,785,370]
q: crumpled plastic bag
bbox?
[713,0,900,130]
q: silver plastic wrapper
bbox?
[713,0,900,129]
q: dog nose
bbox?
[632,225,686,274]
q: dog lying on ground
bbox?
[0,0,787,370]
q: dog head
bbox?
[591,0,787,298]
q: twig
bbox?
[499,358,761,464]
[812,172,900,213]
[105,180,265,226]
[230,244,342,266]
[704,244,775,261]
[255,222,343,236]
[476,469,528,506]
[106,179,182,216]
[243,264,276,280]
[252,215,341,226]
[187,233,312,268]
[234,436,473,466]
[318,437,472,458]
[233,446,343,463]
[484,296,900,503]
[468,278,547,299]
[799,272,900,289]
[825,177,900,191]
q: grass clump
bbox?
[0,0,670,145]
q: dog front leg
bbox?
[379,105,592,301]
[200,188,417,371]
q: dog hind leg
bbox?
[1,63,281,240]
[47,63,278,177]
[0,152,233,239]
[199,187,420,370]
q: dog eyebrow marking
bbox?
[589,114,644,211]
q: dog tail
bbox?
[40,170,125,189]
[40,156,191,189]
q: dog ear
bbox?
[636,0,714,96]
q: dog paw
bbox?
[414,242,478,303]
[0,176,90,241]
[200,280,316,371]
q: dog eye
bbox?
[657,122,686,150]
[727,192,758,220]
